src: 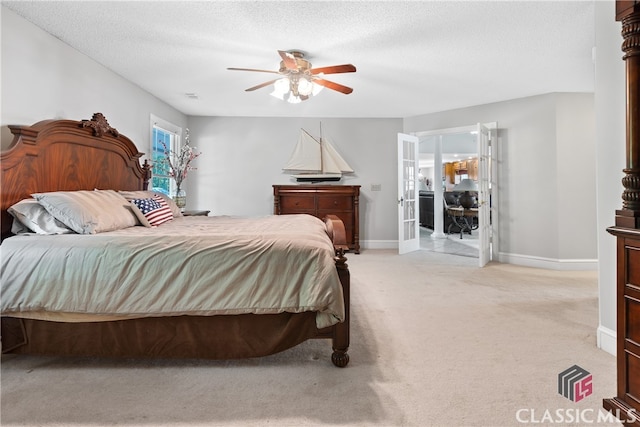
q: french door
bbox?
[476,123,491,267]
[403,123,497,265]
[397,133,420,254]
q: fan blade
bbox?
[278,50,298,70]
[245,79,280,92]
[313,78,353,95]
[227,67,280,74]
[310,64,356,75]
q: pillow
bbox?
[130,196,174,227]
[32,190,138,234]
[7,199,74,235]
[119,190,183,217]
[10,218,32,235]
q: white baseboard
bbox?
[361,240,397,250]
[597,325,616,356]
[361,244,600,272]
[497,252,598,271]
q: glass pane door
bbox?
[397,133,420,254]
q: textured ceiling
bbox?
[4,1,596,118]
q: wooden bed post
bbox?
[323,214,351,367]
[603,2,640,426]
[142,159,152,190]
[331,247,350,367]
[615,1,640,226]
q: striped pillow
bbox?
[130,196,174,227]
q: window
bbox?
[150,115,182,196]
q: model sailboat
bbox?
[283,125,354,183]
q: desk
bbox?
[446,207,478,239]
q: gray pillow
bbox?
[8,198,74,235]
[32,190,138,234]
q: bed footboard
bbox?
[322,215,351,367]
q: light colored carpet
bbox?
[1,250,620,427]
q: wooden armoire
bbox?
[602,2,640,426]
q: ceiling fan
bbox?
[227,50,356,102]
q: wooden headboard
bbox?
[0,113,151,239]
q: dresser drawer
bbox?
[279,196,316,211]
[628,245,640,286]
[627,352,640,405]
[317,196,353,210]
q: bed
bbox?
[0,113,351,367]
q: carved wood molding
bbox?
[621,14,640,59]
[80,113,119,138]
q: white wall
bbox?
[594,0,625,356]
[556,93,597,260]
[0,7,186,152]
[185,116,402,246]
[404,93,597,269]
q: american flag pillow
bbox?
[130,196,173,227]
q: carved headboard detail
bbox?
[0,113,151,239]
[81,112,120,138]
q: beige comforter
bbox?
[0,214,344,329]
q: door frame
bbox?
[413,123,499,264]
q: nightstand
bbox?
[182,210,210,216]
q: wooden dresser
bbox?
[604,227,640,426]
[603,2,640,426]
[273,185,360,253]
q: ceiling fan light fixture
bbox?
[311,82,323,96]
[270,91,284,101]
[270,77,290,100]
[287,92,302,104]
[229,50,355,103]
[271,75,313,103]
[297,76,313,96]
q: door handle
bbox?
[398,197,404,206]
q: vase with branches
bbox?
[160,129,201,210]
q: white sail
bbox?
[322,134,354,173]
[283,129,322,172]
[283,127,353,182]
